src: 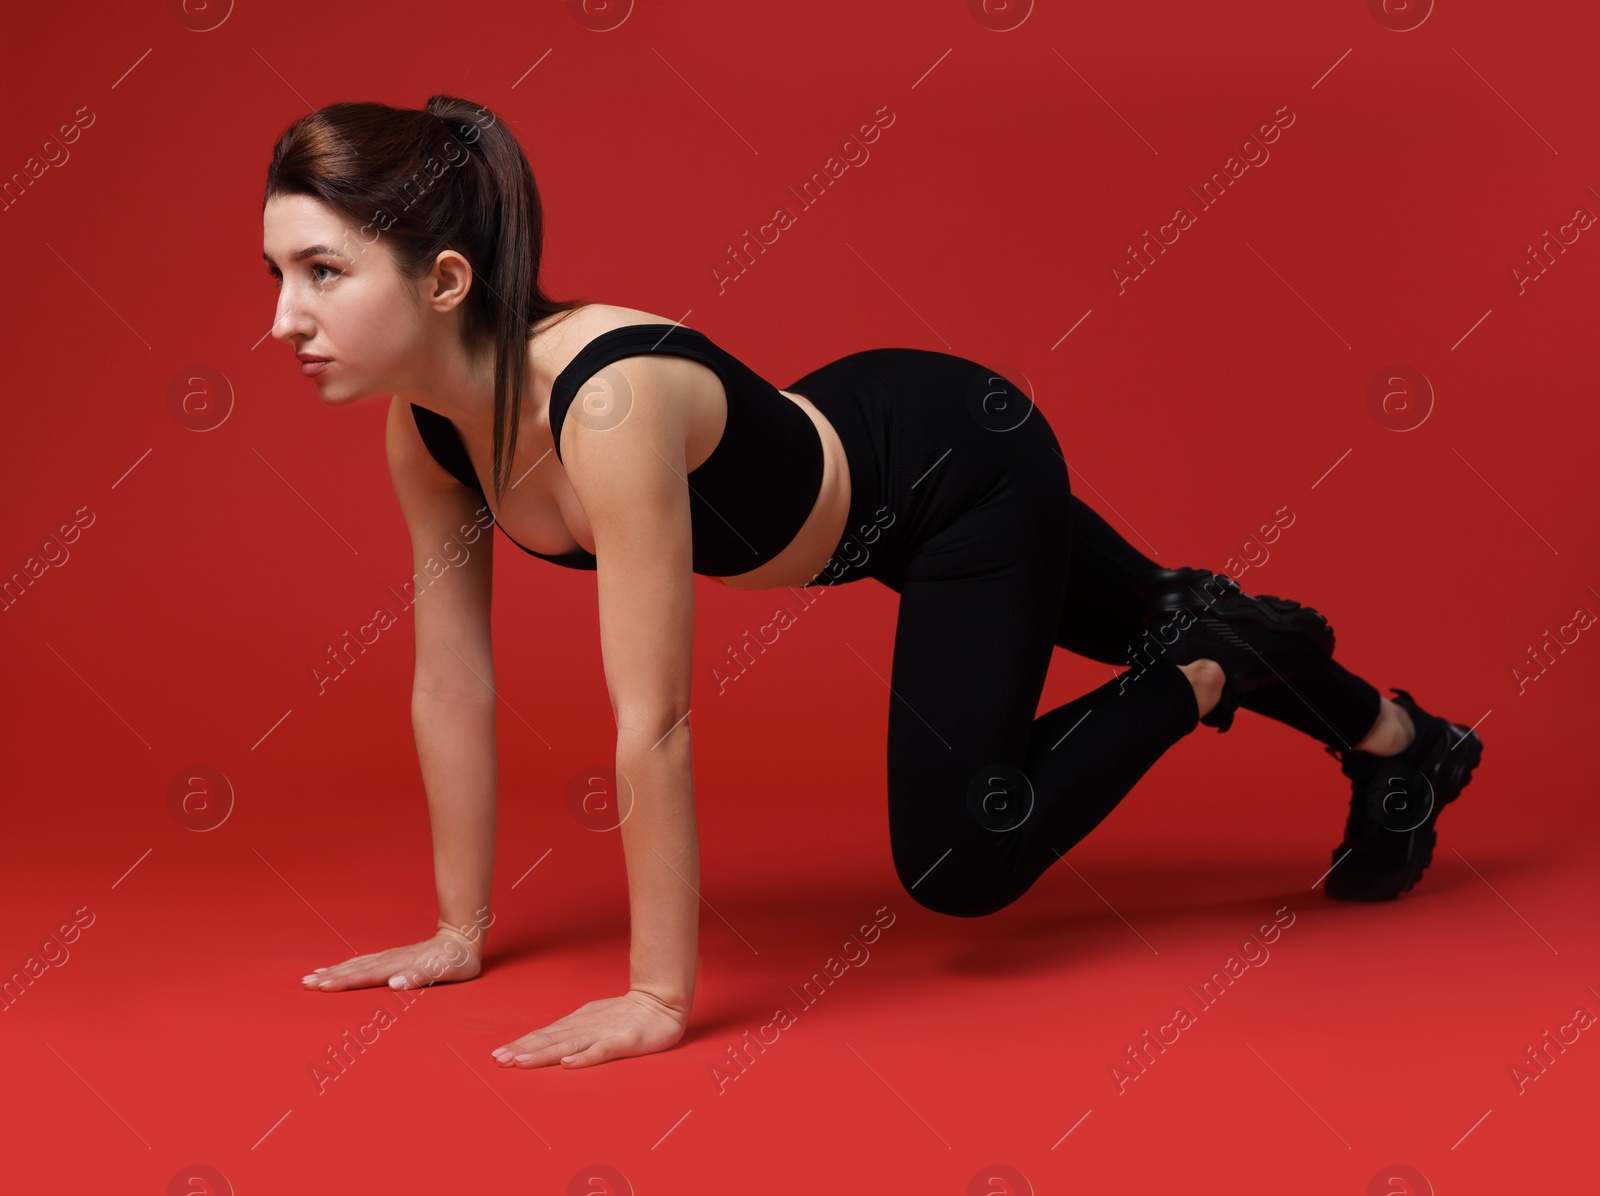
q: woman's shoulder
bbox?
[540,303,713,397]
[543,302,685,349]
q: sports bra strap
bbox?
[549,324,737,464]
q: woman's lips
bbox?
[301,359,332,376]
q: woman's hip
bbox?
[790,347,1071,585]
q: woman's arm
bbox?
[616,712,698,1013]
[491,358,702,1067]
[413,687,497,941]
[392,397,500,942]
[306,397,500,993]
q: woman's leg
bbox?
[881,487,1202,919]
[1054,495,1383,751]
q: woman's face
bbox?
[262,193,432,404]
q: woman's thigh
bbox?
[882,457,1075,905]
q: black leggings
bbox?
[790,348,1384,918]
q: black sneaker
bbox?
[1126,566,1337,732]
[1322,688,1484,901]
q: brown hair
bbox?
[263,94,588,502]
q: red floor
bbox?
[4,682,1595,1192]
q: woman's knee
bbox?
[890,842,1020,919]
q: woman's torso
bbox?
[455,303,852,590]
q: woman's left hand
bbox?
[492,989,689,1070]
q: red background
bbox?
[3,1,1596,1192]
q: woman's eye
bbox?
[266,264,340,288]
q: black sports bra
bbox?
[409,323,825,576]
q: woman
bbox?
[265,96,1484,1070]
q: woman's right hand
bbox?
[301,924,484,992]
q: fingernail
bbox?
[389,975,407,989]
[301,975,317,982]
[515,1053,534,1062]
